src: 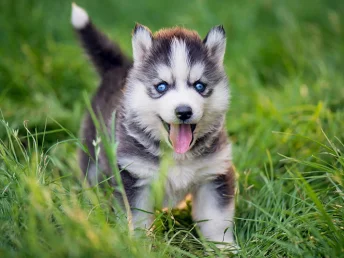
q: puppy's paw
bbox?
[204,241,240,257]
[215,241,240,254]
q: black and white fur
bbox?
[72,3,236,247]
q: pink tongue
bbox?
[169,124,192,154]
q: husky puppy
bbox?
[72,3,236,247]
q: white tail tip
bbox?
[71,3,89,29]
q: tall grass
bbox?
[1,0,344,257]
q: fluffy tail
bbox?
[71,3,131,77]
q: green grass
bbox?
[1,0,344,257]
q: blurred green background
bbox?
[1,0,343,180]
[1,0,344,143]
[0,0,344,257]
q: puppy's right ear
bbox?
[132,23,153,64]
[203,25,226,64]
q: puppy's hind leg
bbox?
[192,166,236,249]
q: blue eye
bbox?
[155,82,168,93]
[194,82,206,93]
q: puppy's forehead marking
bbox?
[170,38,190,81]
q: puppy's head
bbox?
[126,24,229,154]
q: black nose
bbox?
[175,105,193,121]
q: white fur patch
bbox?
[204,79,229,115]
[156,65,173,84]
[71,3,89,29]
[132,187,154,229]
[126,77,162,140]
[189,62,205,83]
[170,39,190,81]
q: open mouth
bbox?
[160,118,196,154]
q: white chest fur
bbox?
[117,144,232,206]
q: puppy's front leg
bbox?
[192,166,236,247]
[131,186,154,229]
[120,170,153,230]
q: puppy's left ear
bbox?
[203,25,226,64]
[132,23,153,64]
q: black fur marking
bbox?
[76,22,131,76]
[148,39,172,66]
[191,118,226,156]
[127,118,160,150]
[216,25,226,35]
[116,112,160,164]
[118,166,141,206]
[79,64,131,180]
[192,131,218,155]
[213,166,235,208]
[185,40,206,65]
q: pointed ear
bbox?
[203,25,226,64]
[132,23,153,64]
